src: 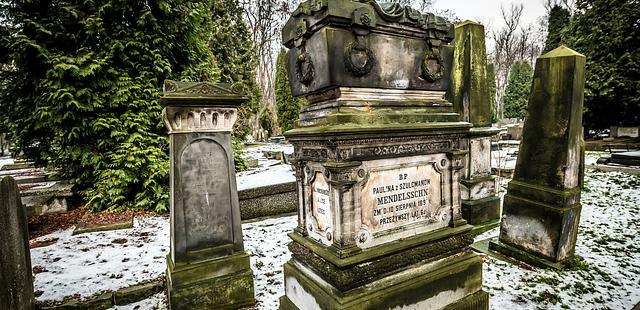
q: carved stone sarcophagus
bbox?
[282,0,454,97]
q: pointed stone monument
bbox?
[490,46,586,268]
[279,1,488,309]
[0,176,34,310]
[162,81,255,309]
[450,21,501,233]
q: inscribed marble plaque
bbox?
[310,172,332,243]
[180,139,233,250]
[361,162,445,234]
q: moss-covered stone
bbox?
[280,250,487,310]
[238,182,297,220]
[289,232,473,291]
[113,278,165,306]
[489,239,568,270]
[166,253,255,310]
[495,46,586,267]
[461,196,500,226]
[450,21,492,127]
[288,224,473,268]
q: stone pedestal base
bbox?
[488,239,567,269]
[279,249,487,310]
[462,196,500,235]
[166,252,255,310]
[492,180,582,267]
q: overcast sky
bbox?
[432,0,547,29]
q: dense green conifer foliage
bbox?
[502,61,533,120]
[0,1,220,212]
[210,0,260,139]
[543,5,571,54]
[275,48,304,132]
[566,0,639,130]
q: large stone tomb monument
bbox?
[279,1,488,309]
[0,176,34,310]
[449,21,501,232]
[490,46,586,268]
[162,81,255,310]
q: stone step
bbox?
[13,174,48,185]
[20,181,75,217]
[0,168,36,177]
[0,162,34,171]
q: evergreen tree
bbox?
[275,48,304,132]
[210,0,260,139]
[487,63,497,123]
[565,0,639,130]
[543,5,571,54]
[0,0,219,212]
[502,61,533,120]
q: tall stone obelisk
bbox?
[490,46,586,268]
[162,81,255,309]
[450,21,501,233]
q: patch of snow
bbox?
[31,168,640,309]
[31,216,170,302]
[0,156,14,167]
[237,164,296,191]
[245,143,294,155]
[478,170,640,309]
[492,147,518,171]
[243,215,297,309]
[109,292,167,310]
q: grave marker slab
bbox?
[0,176,34,310]
[162,81,255,310]
[490,46,586,267]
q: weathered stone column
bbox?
[279,1,488,309]
[450,21,501,233]
[0,176,34,310]
[490,46,586,268]
[161,81,255,309]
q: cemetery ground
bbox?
[17,149,640,310]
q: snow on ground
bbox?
[0,156,13,167]
[30,215,297,309]
[31,164,640,309]
[243,216,297,309]
[492,147,518,171]
[236,143,296,191]
[236,163,295,191]
[477,170,640,310]
[31,216,169,302]
[244,143,294,156]
[109,292,167,310]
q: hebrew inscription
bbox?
[180,139,233,250]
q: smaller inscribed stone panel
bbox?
[360,156,446,236]
[180,139,233,251]
[469,138,491,179]
[309,172,333,245]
